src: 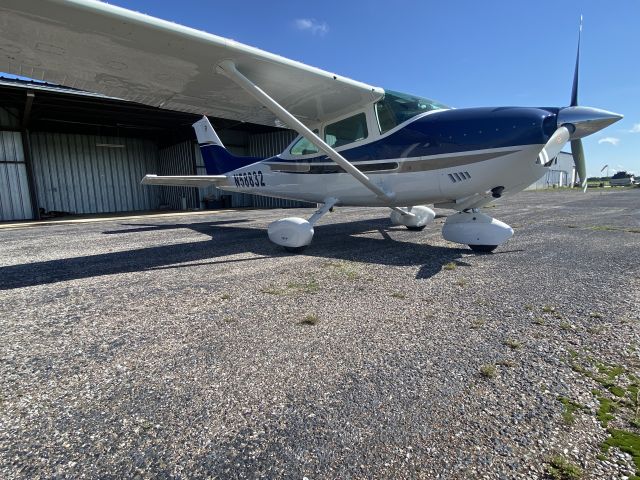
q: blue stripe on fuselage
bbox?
[275,107,558,163]
[201,144,264,175]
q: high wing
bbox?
[0,0,383,127]
[141,175,227,188]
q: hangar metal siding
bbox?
[247,129,313,208]
[0,107,32,221]
[0,130,32,221]
[30,133,157,214]
[158,141,198,209]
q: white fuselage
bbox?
[219,144,548,208]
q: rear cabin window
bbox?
[290,129,320,155]
[324,113,368,148]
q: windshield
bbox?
[376,90,449,134]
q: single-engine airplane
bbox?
[0,1,623,252]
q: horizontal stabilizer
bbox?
[141,174,227,188]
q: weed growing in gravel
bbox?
[587,325,603,335]
[221,293,231,300]
[524,304,533,311]
[503,339,522,350]
[589,312,603,319]
[479,364,496,378]
[391,292,406,299]
[558,397,586,425]
[560,321,572,331]
[546,455,582,480]
[533,317,545,325]
[260,286,285,295]
[299,314,319,326]
[443,262,456,271]
[497,359,515,368]
[542,305,556,313]
[456,279,467,287]
[470,318,486,329]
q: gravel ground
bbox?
[1,188,639,479]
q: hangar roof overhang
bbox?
[0,77,284,147]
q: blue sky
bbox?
[9,0,640,176]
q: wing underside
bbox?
[0,0,383,127]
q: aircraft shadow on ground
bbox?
[1,218,479,290]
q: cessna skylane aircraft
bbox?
[0,1,623,252]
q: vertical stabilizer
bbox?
[192,115,262,175]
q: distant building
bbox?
[526,151,576,190]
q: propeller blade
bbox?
[538,126,571,166]
[571,139,588,191]
[570,16,583,107]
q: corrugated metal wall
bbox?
[0,107,32,221]
[248,129,297,158]
[30,133,157,214]
[158,141,198,210]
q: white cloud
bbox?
[629,123,640,133]
[294,18,328,36]
[598,137,620,146]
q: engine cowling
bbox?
[442,211,513,247]
[390,206,436,228]
[268,217,314,248]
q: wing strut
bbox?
[216,60,394,202]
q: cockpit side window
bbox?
[324,112,368,148]
[375,90,449,134]
[290,129,320,155]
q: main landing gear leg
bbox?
[441,208,514,253]
[267,198,338,253]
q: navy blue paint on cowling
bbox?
[274,107,559,164]
[200,144,264,175]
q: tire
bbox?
[284,246,306,253]
[469,244,497,253]
[406,225,426,231]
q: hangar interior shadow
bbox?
[0,217,488,290]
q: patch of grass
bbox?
[546,455,583,480]
[589,312,603,319]
[559,397,584,426]
[220,293,231,300]
[479,364,496,378]
[443,261,456,271]
[524,304,533,311]
[391,292,406,299]
[609,386,626,398]
[533,317,545,325]
[503,338,522,350]
[542,305,556,313]
[287,278,320,294]
[299,314,319,326]
[597,397,616,428]
[560,321,572,331]
[603,429,640,478]
[323,260,359,280]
